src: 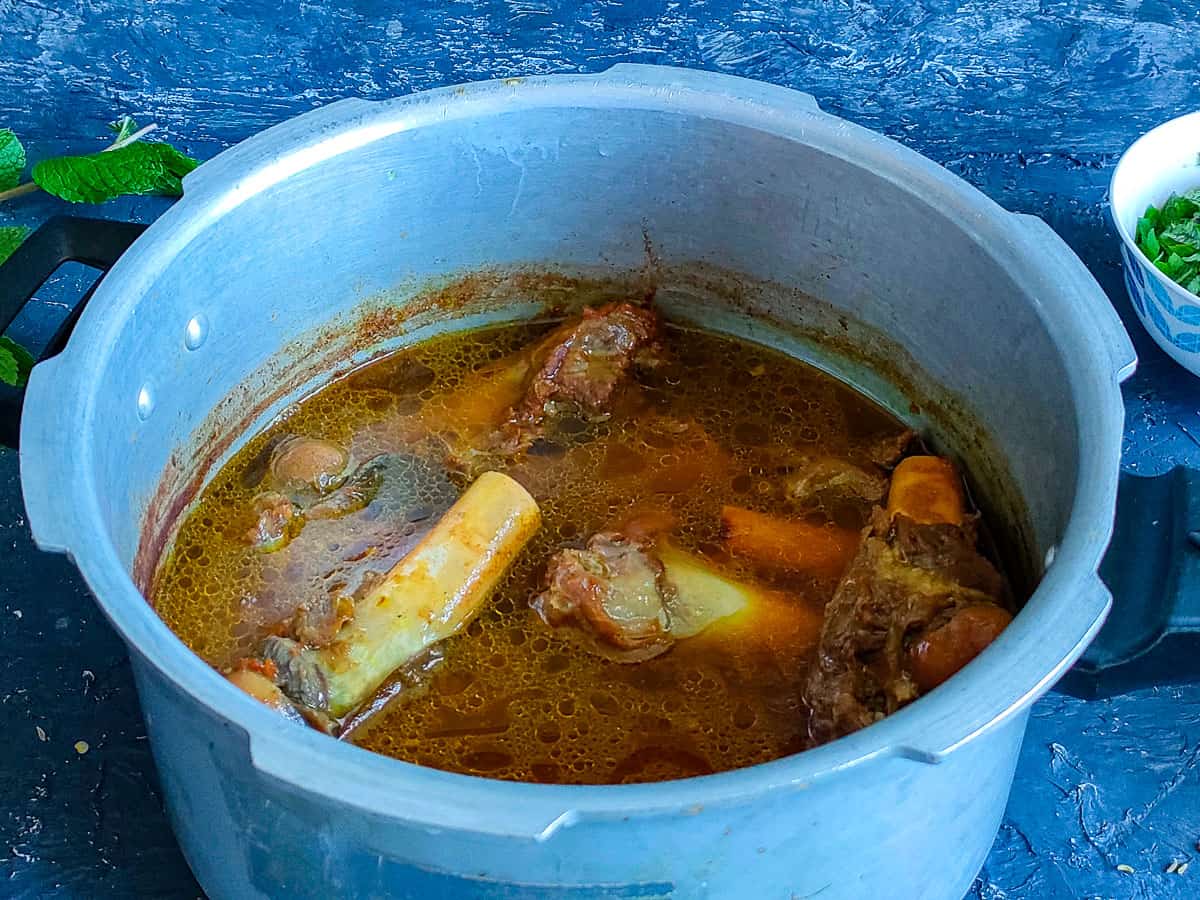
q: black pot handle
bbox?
[0,216,147,448]
[1058,467,1200,698]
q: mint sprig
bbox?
[33,141,198,204]
[0,117,198,205]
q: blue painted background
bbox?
[1,2,1199,897]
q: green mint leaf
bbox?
[1162,194,1197,224]
[0,336,34,387]
[1162,219,1200,253]
[1183,188,1200,207]
[107,116,140,142]
[0,129,26,191]
[32,141,199,204]
[1189,275,1200,295]
[1140,225,1161,259]
[0,225,28,264]
[0,224,33,386]
[0,346,17,387]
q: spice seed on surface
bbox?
[34,726,46,742]
[1116,864,1135,874]
[1180,863,1190,875]
[1168,861,1180,874]
[74,740,89,754]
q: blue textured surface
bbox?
[1,2,1199,898]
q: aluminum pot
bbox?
[4,65,1143,898]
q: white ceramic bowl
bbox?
[1111,110,1200,374]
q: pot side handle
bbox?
[1009,213,1138,384]
[893,573,1112,763]
[0,216,148,447]
[2,217,146,555]
[1057,467,1200,698]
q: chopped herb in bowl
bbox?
[1136,189,1200,297]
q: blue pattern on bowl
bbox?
[1121,245,1148,318]
[1121,241,1200,355]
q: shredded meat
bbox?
[226,663,309,727]
[305,455,387,520]
[866,429,916,469]
[290,593,355,646]
[229,645,337,734]
[533,531,672,652]
[262,635,330,711]
[242,454,389,553]
[496,302,660,453]
[244,492,297,551]
[804,507,1008,744]
[787,457,889,506]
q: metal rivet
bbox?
[1044,544,1057,570]
[136,384,155,420]
[184,314,208,350]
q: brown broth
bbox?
[154,319,914,783]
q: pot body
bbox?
[19,66,1134,899]
[133,645,1029,899]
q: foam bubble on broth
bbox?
[154,319,911,783]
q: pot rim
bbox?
[20,64,1133,837]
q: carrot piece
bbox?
[907,604,1013,691]
[886,456,965,526]
[720,505,858,579]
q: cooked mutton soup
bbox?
[153,300,1015,783]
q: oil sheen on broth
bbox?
[154,318,924,784]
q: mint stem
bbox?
[0,181,38,203]
[108,122,157,152]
